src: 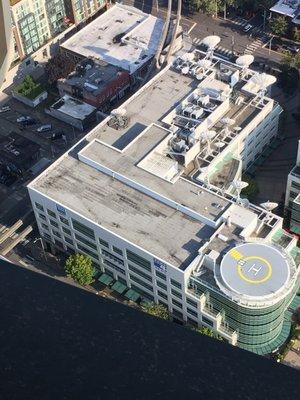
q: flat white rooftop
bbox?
[51,95,96,120]
[61,3,164,73]
[270,0,300,17]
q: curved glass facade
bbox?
[190,278,299,354]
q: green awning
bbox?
[98,273,114,286]
[111,280,127,294]
[125,289,140,302]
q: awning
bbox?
[98,273,114,286]
[124,289,140,302]
[111,280,127,294]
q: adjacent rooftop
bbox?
[61,3,165,73]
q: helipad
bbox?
[219,243,290,298]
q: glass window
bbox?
[157,290,168,300]
[77,243,98,260]
[35,202,44,211]
[47,209,56,218]
[39,213,46,221]
[113,246,123,255]
[62,226,71,236]
[171,288,182,299]
[126,250,151,271]
[60,216,69,225]
[129,275,153,292]
[170,279,182,289]
[72,219,95,239]
[128,264,152,282]
[50,219,59,228]
[103,259,125,275]
[155,270,166,280]
[202,316,213,327]
[172,299,182,308]
[99,238,109,248]
[157,280,167,291]
[75,233,97,250]
[52,229,61,238]
[64,236,73,245]
[41,223,49,230]
[187,308,197,317]
[101,249,124,265]
[186,298,198,308]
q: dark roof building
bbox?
[0,259,299,400]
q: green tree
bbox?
[65,253,94,286]
[281,50,293,68]
[270,16,288,37]
[195,326,215,337]
[293,28,300,42]
[142,302,170,320]
[295,52,300,70]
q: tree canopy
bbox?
[142,302,170,320]
[65,253,95,286]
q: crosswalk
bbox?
[244,35,269,55]
[192,37,233,58]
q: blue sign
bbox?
[56,204,66,215]
[154,258,167,273]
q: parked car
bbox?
[282,44,299,54]
[243,24,253,33]
[36,124,52,133]
[17,116,36,125]
[0,105,10,113]
[50,131,64,141]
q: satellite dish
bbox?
[181,52,195,62]
[215,141,225,149]
[181,66,190,75]
[239,198,250,208]
[232,180,248,191]
[202,35,221,49]
[201,130,217,141]
[221,117,235,127]
[260,201,278,212]
[234,126,242,132]
[235,54,254,68]
[197,59,212,69]
[252,73,277,89]
[111,108,126,117]
[196,73,204,80]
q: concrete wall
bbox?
[12,90,48,108]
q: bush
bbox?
[15,75,44,99]
[142,302,170,320]
[65,253,94,286]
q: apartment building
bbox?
[0,0,13,88]
[28,49,300,355]
[10,0,107,60]
[285,141,300,235]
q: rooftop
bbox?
[59,58,128,96]
[30,52,281,270]
[51,95,96,120]
[270,0,300,17]
[61,3,165,73]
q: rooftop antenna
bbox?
[251,73,277,104]
[201,130,216,155]
[201,35,221,60]
[232,179,248,202]
[235,54,254,78]
[220,117,235,137]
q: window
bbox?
[157,280,167,291]
[187,308,197,317]
[129,264,152,282]
[60,216,69,225]
[75,233,97,250]
[41,223,49,231]
[202,316,213,327]
[129,275,153,292]
[77,243,98,260]
[172,299,182,308]
[113,246,123,255]
[157,290,168,300]
[39,213,46,221]
[62,226,71,236]
[43,232,51,240]
[35,202,44,211]
[103,259,125,275]
[50,219,59,228]
[170,279,182,289]
[54,239,63,248]
[47,209,56,218]
[126,250,151,271]
[64,236,73,245]
[99,238,109,248]
[52,230,61,238]
[186,298,198,308]
[171,289,182,299]
[102,249,124,265]
[131,285,154,301]
[155,270,166,281]
[72,219,95,239]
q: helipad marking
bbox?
[229,249,243,261]
[237,256,272,284]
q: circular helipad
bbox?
[220,243,290,298]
